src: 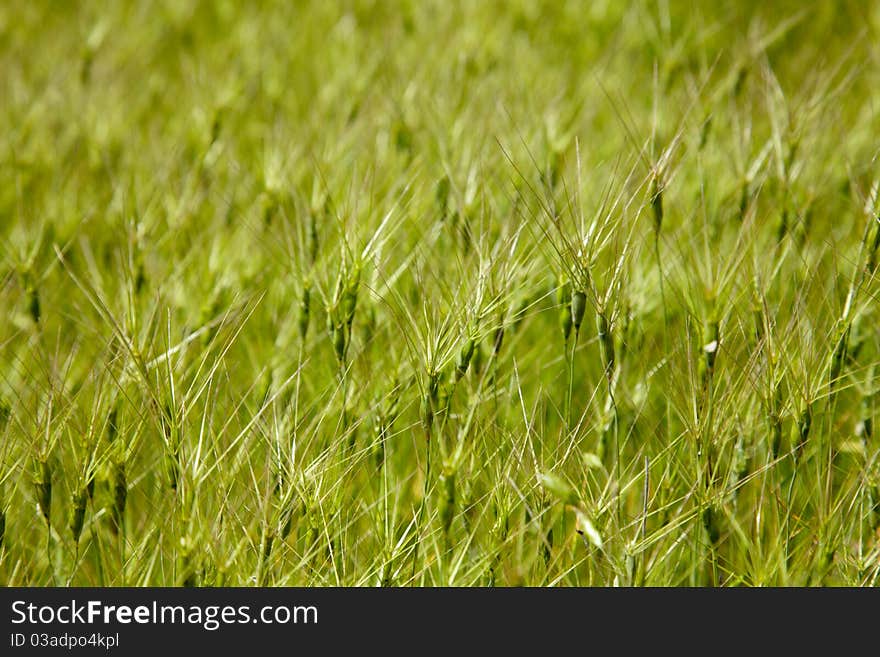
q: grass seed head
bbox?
[557,279,573,342]
[69,487,88,543]
[571,290,587,333]
[421,370,442,436]
[34,457,52,527]
[650,175,664,234]
[596,311,615,376]
[342,264,361,330]
[701,504,722,547]
[456,337,476,380]
[791,403,812,458]
[332,323,347,365]
[161,404,181,491]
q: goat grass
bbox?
[0,1,879,587]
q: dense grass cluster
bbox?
[2,1,879,586]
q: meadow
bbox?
[1,0,879,586]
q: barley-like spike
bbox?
[791,403,813,459]
[263,530,274,562]
[332,324,347,365]
[342,264,360,330]
[571,290,586,333]
[373,382,401,465]
[701,504,722,547]
[456,337,476,381]
[428,371,441,404]
[162,407,181,491]
[70,487,88,543]
[596,311,615,376]
[471,342,485,377]
[650,176,663,234]
[437,376,452,421]
[421,371,441,437]
[557,279,573,342]
[165,454,179,492]
[35,458,52,527]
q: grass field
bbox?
[1,1,879,586]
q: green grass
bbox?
[1,0,879,586]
